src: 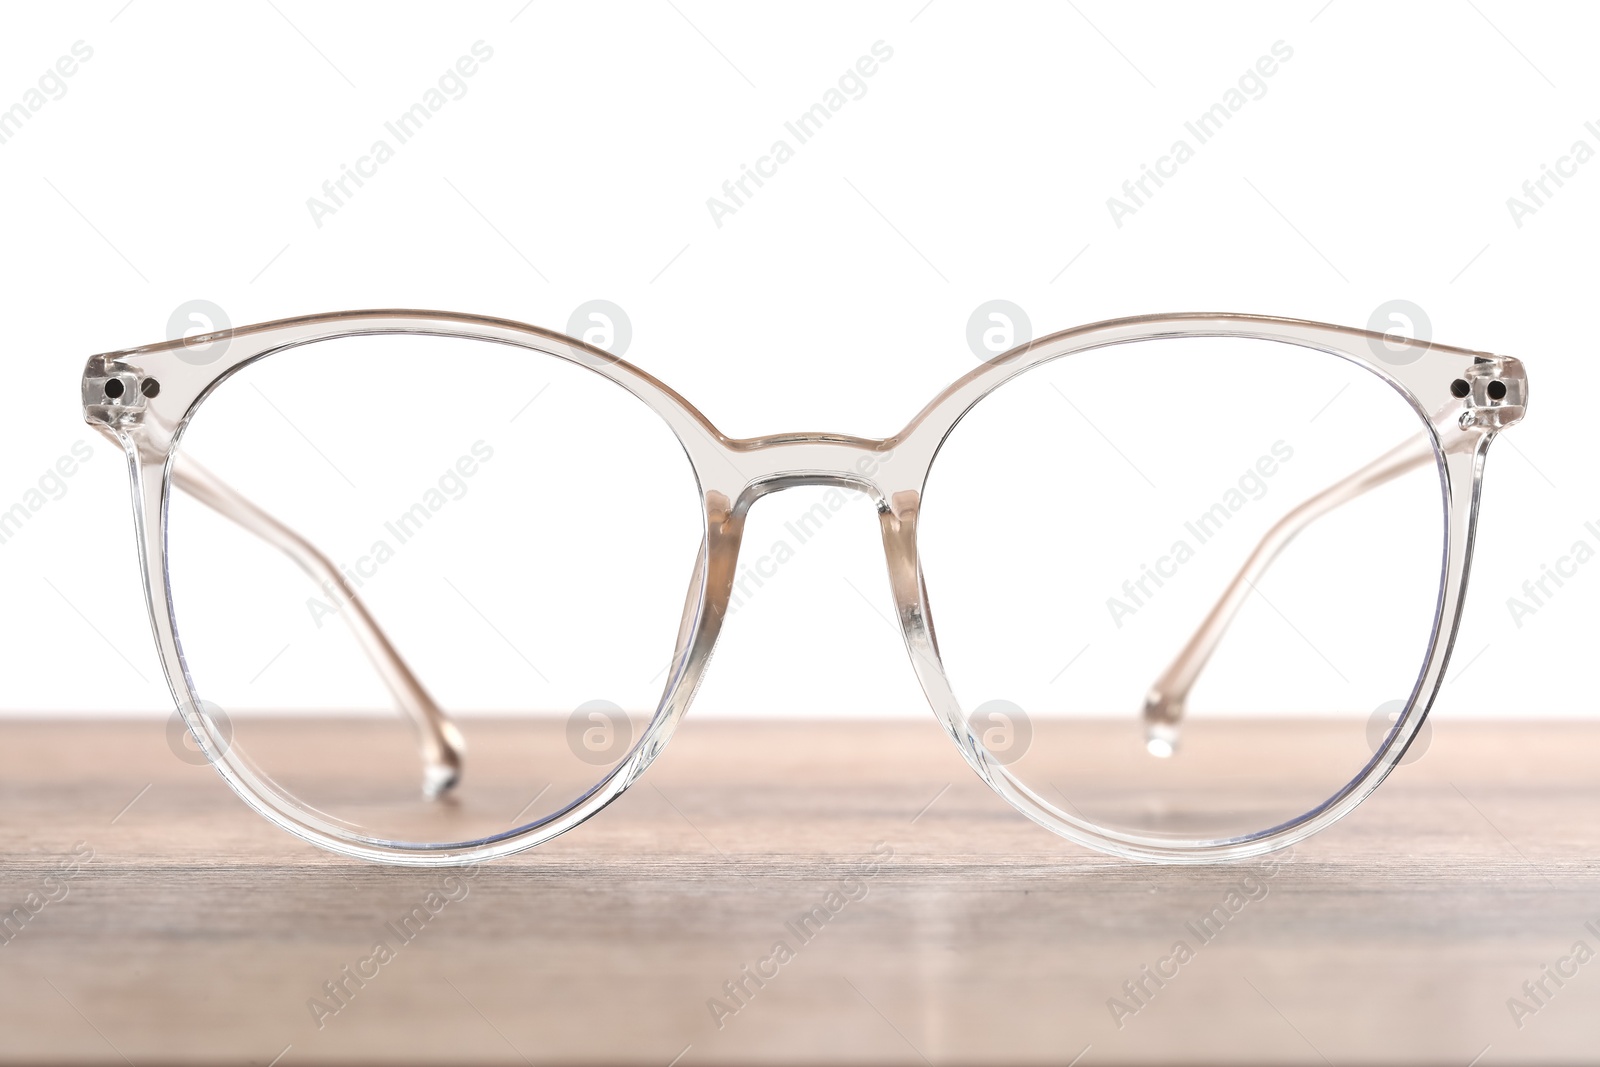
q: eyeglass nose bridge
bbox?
[714,431,911,515]
[710,434,929,621]
[693,431,938,681]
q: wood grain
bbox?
[0,717,1597,1065]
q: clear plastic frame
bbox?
[82,311,1528,866]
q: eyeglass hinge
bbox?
[82,357,158,429]
[1455,356,1527,432]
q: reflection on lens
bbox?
[167,334,704,848]
[920,336,1444,843]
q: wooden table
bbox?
[1,718,1596,1065]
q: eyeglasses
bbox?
[81,310,1528,866]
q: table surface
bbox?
[1,717,1597,1066]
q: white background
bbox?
[0,0,1592,721]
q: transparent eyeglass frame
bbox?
[82,310,1529,866]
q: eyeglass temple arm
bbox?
[1140,419,1471,756]
[170,455,465,797]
